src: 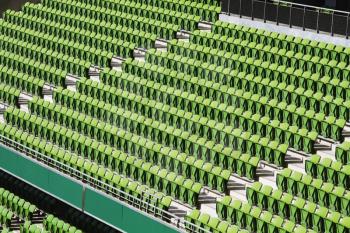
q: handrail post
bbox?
[227,0,231,15]
[289,3,292,28]
[276,1,279,26]
[239,0,242,18]
[316,8,320,33]
[263,0,267,23]
[302,6,306,31]
[347,13,350,39]
[251,0,254,20]
[331,11,334,36]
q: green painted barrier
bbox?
[84,187,180,233]
[0,145,83,209]
[0,144,181,233]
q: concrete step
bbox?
[227,180,245,190]
[342,125,350,138]
[9,217,24,230]
[314,143,332,151]
[155,39,167,49]
[18,93,33,105]
[42,84,55,96]
[168,206,187,218]
[343,131,350,137]
[198,21,212,31]
[176,31,191,40]
[65,74,80,86]
[284,154,303,164]
[30,211,46,224]
[111,56,125,69]
[88,66,101,76]
[198,189,219,205]
[256,168,275,177]
[0,107,6,114]
[198,194,217,204]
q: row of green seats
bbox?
[0,83,20,106]
[21,220,79,233]
[76,0,220,7]
[212,21,349,64]
[0,49,67,87]
[149,47,350,123]
[336,142,350,165]
[145,49,350,125]
[74,77,287,167]
[305,155,350,188]
[23,99,226,195]
[132,0,221,22]
[171,38,350,100]
[31,94,239,192]
[0,29,111,69]
[185,209,246,233]
[4,102,193,208]
[0,206,13,229]
[0,65,44,97]
[57,0,201,31]
[21,222,49,233]
[0,229,13,233]
[0,188,37,220]
[189,31,347,78]
[42,0,180,40]
[277,168,350,215]
[0,30,91,77]
[1,14,136,60]
[44,214,82,233]
[1,13,135,59]
[123,58,345,142]
[216,197,311,233]
[4,107,204,205]
[0,123,173,213]
[8,6,156,50]
[121,59,320,152]
[51,87,259,180]
[246,182,350,232]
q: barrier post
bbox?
[316,9,320,33]
[289,3,292,28]
[239,0,242,18]
[331,11,334,36]
[263,0,267,22]
[347,13,350,39]
[276,1,280,25]
[227,0,231,15]
[302,6,306,31]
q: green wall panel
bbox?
[0,145,83,209]
[47,169,83,208]
[84,186,180,233]
[0,144,182,233]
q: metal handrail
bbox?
[221,0,350,38]
[271,0,349,15]
[0,134,211,233]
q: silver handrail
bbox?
[0,134,211,233]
